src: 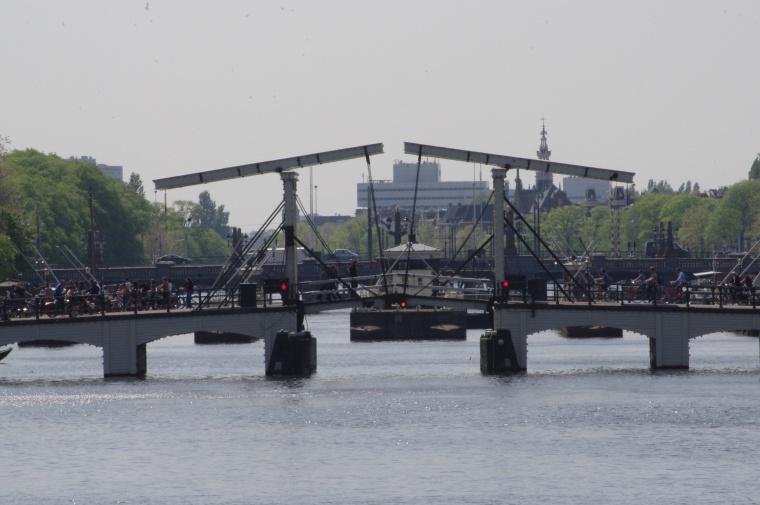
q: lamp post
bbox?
[184,217,191,259]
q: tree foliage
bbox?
[198,190,230,238]
[749,155,760,180]
[3,149,152,268]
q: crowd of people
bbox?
[3,275,199,317]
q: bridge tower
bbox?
[535,118,553,193]
[281,171,299,304]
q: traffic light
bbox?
[279,278,290,304]
[499,280,510,302]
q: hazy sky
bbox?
[3,1,758,231]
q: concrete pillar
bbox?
[480,329,524,372]
[647,313,690,369]
[492,168,507,289]
[280,171,299,305]
[102,321,147,376]
[648,335,690,369]
[491,308,528,370]
[265,330,316,375]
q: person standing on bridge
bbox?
[184,277,194,308]
[349,260,358,289]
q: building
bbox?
[68,155,124,181]
[356,160,490,210]
[562,176,612,205]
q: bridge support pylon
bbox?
[480,329,525,373]
[265,330,316,375]
[648,336,689,369]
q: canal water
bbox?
[2,310,759,505]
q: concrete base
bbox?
[350,308,467,340]
[265,330,317,375]
[480,329,524,373]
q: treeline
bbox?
[0,148,231,279]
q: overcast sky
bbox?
[3,1,758,231]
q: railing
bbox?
[0,287,251,322]
[507,281,758,309]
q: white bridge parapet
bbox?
[0,307,298,376]
[494,302,760,370]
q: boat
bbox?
[0,346,12,361]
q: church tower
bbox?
[535,118,553,193]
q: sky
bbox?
[3,1,759,232]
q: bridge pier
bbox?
[648,313,690,368]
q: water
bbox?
[2,310,759,504]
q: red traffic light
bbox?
[502,280,509,288]
[280,283,288,291]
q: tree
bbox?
[6,149,152,267]
[749,155,760,180]
[679,204,714,255]
[705,180,760,251]
[541,205,586,253]
[127,172,145,197]
[198,190,230,238]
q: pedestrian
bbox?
[644,267,659,302]
[349,260,358,289]
[184,277,194,308]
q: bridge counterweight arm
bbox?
[154,143,384,190]
[404,142,634,183]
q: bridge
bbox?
[4,141,760,376]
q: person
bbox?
[184,277,194,308]
[318,266,330,301]
[158,277,171,307]
[669,267,689,302]
[631,270,646,285]
[349,260,358,289]
[53,280,65,311]
[328,264,340,299]
[41,282,54,298]
[671,267,688,290]
[728,272,743,303]
[594,268,611,291]
[644,267,659,302]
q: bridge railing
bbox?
[0,287,257,322]
[518,281,759,309]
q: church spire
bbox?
[535,117,553,192]
[537,117,551,160]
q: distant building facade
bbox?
[68,155,124,181]
[357,160,489,210]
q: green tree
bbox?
[679,203,715,255]
[6,150,152,267]
[749,155,760,180]
[127,172,145,197]
[705,180,760,251]
[541,205,586,253]
[198,190,230,238]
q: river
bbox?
[2,310,759,504]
